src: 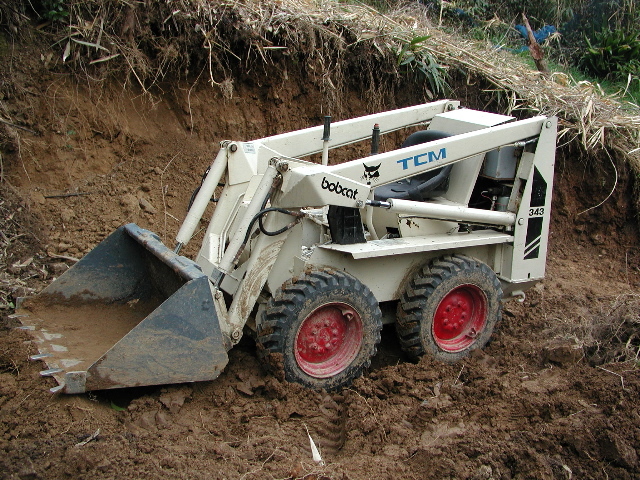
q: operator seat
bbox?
[374,130,452,201]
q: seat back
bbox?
[374,130,452,201]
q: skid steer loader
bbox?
[15,100,557,393]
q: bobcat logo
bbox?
[362,163,381,185]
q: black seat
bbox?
[374,130,452,201]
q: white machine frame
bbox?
[176,99,556,343]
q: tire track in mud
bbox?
[310,393,347,454]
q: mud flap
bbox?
[17,224,229,393]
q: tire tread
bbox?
[256,268,382,390]
[396,254,502,361]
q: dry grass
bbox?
[589,294,640,365]
[37,0,639,169]
[548,293,640,366]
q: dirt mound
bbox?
[1,293,639,479]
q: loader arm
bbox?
[187,105,543,275]
[277,115,547,208]
[176,100,460,248]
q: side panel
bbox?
[302,245,497,303]
[223,209,299,334]
[501,117,557,282]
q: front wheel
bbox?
[257,269,382,390]
[396,254,502,362]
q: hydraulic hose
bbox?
[236,207,305,262]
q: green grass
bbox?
[347,0,640,107]
[507,44,640,107]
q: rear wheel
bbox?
[397,254,502,362]
[257,269,382,390]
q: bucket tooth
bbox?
[40,368,64,377]
[30,353,53,361]
[49,384,65,394]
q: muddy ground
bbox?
[1,40,640,480]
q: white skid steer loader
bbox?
[16,100,557,393]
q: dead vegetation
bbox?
[551,293,640,366]
[0,1,637,166]
[590,294,640,365]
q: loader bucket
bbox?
[16,224,229,394]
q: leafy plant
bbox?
[110,401,126,412]
[397,35,448,97]
[40,0,69,23]
[580,28,640,79]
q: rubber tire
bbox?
[257,269,382,390]
[396,254,502,362]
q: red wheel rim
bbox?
[295,302,363,378]
[432,284,487,352]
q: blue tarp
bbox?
[514,24,557,43]
[507,24,557,53]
